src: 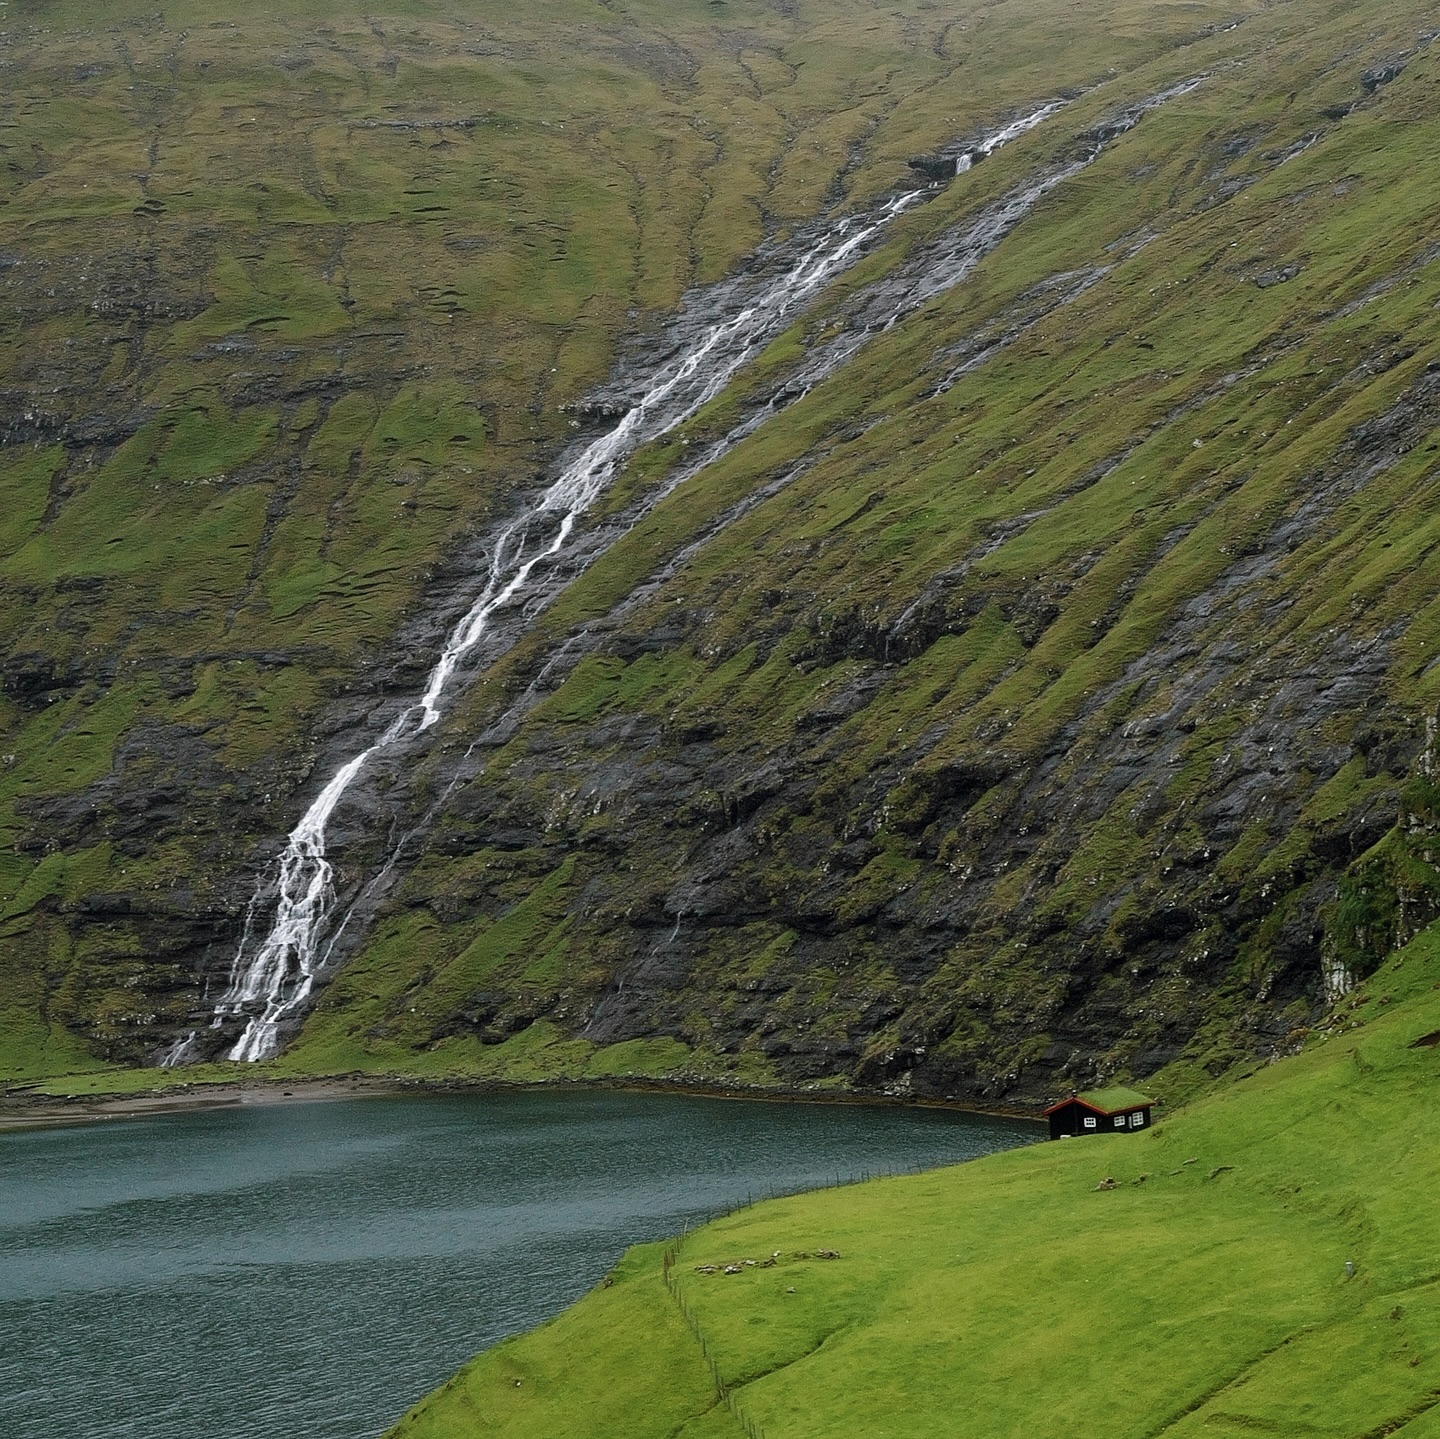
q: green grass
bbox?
[3,0,1439,1104]
[2,0,1269,1075]
[389,916,1440,1439]
[397,1240,732,1439]
[320,0,1440,1100]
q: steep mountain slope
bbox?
[1,0,1222,1076]
[387,916,1440,1439]
[281,0,1440,1105]
[3,0,1438,1100]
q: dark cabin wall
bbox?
[1047,1104,1151,1139]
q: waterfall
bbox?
[196,161,961,1063]
[179,84,1200,1064]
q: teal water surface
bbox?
[0,1088,1036,1439]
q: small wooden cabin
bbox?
[1044,1087,1155,1140]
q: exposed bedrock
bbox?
[310,356,1440,1105]
[8,4,1440,1096]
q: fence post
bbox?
[662,1233,768,1439]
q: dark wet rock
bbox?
[907,154,960,183]
[2,652,85,705]
[562,397,634,423]
[1361,59,1406,93]
[1255,264,1302,288]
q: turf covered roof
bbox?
[1075,1087,1155,1114]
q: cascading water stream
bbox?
[170,82,1200,1065]
[180,161,954,1063]
[953,97,1069,173]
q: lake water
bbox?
[0,1087,1037,1439]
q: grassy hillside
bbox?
[0,0,1265,1080]
[3,0,1439,1099]
[388,915,1440,1439]
[276,0,1440,1104]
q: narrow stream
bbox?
[167,99,1070,1065]
[0,1091,1038,1439]
[176,78,1205,1064]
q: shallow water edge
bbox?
[0,1085,1038,1439]
[0,1070,1044,1132]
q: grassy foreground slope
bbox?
[284,0,1440,1104]
[390,919,1440,1439]
[0,0,1260,1079]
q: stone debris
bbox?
[697,1248,838,1273]
[1361,59,1406,93]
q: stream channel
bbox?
[0,1089,1037,1439]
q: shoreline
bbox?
[0,1075,410,1132]
[0,1071,1045,1133]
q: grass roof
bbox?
[1077,1087,1156,1113]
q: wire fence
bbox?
[687,1158,945,1227]
[663,1235,766,1439]
[656,1161,953,1439]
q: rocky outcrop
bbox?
[6,0,1439,1102]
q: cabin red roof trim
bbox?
[1042,1095,1153,1118]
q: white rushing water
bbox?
[176,171,950,1062]
[173,85,1199,1065]
[954,97,1070,173]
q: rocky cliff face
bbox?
[317,353,1439,1103]
[4,0,1439,1104]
